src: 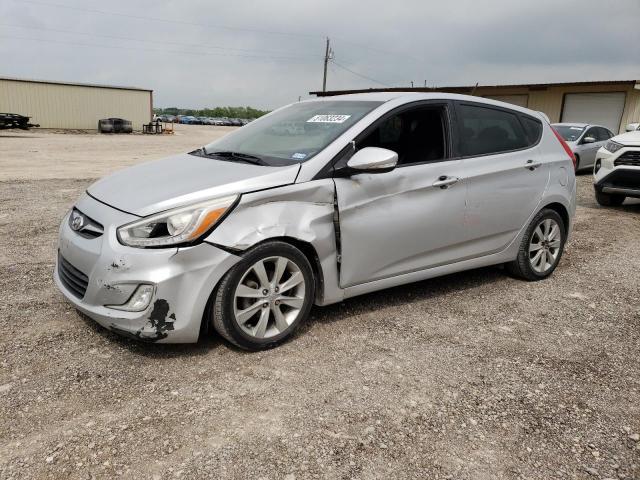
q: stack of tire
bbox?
[98,118,133,134]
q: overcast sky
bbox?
[1,0,639,110]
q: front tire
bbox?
[595,190,625,207]
[505,209,566,281]
[212,241,315,350]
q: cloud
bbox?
[1,0,638,109]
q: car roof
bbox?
[552,122,589,128]
[305,91,543,117]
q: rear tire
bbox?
[505,209,566,281]
[574,154,580,172]
[595,190,625,206]
[212,241,315,351]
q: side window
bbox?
[457,104,529,156]
[520,115,543,145]
[583,128,597,141]
[358,106,447,166]
[594,127,611,141]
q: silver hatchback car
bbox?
[55,93,576,350]
[551,123,615,172]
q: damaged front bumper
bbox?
[54,193,241,343]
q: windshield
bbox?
[553,125,585,142]
[201,100,382,166]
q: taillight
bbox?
[551,126,576,168]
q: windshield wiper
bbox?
[205,150,268,166]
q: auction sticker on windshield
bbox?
[307,114,351,124]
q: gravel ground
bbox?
[0,129,639,479]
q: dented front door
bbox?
[335,160,467,288]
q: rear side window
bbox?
[456,104,529,156]
[520,115,543,144]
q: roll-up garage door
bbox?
[484,95,529,108]
[561,92,626,133]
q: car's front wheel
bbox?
[595,190,625,207]
[212,241,315,350]
[506,209,566,281]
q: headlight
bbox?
[604,140,623,154]
[117,196,237,248]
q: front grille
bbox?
[615,150,640,167]
[58,253,89,299]
[69,208,104,239]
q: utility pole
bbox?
[322,37,333,92]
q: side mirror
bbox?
[345,147,398,174]
[582,136,596,144]
[625,123,639,132]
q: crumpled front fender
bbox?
[205,180,344,306]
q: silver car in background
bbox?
[552,123,615,172]
[55,93,576,350]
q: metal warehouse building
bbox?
[312,80,640,134]
[0,77,152,130]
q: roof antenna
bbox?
[471,82,479,95]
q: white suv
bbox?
[593,130,640,206]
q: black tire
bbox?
[595,190,625,207]
[574,154,580,172]
[212,241,315,351]
[505,208,566,281]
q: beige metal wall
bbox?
[0,79,151,130]
[477,83,640,133]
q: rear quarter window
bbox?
[456,103,530,156]
[520,115,543,145]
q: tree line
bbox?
[154,106,269,119]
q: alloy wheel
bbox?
[233,256,306,339]
[529,218,561,274]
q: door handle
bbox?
[525,159,542,171]
[432,175,459,189]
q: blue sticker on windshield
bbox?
[291,152,307,160]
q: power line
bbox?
[17,0,323,40]
[14,0,423,67]
[0,35,321,62]
[0,23,316,58]
[330,59,392,88]
[332,37,424,65]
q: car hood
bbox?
[612,131,640,147]
[87,153,301,216]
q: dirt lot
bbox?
[0,127,639,480]
[0,124,235,181]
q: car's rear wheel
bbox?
[505,209,566,281]
[574,154,580,172]
[595,190,625,206]
[212,241,315,350]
